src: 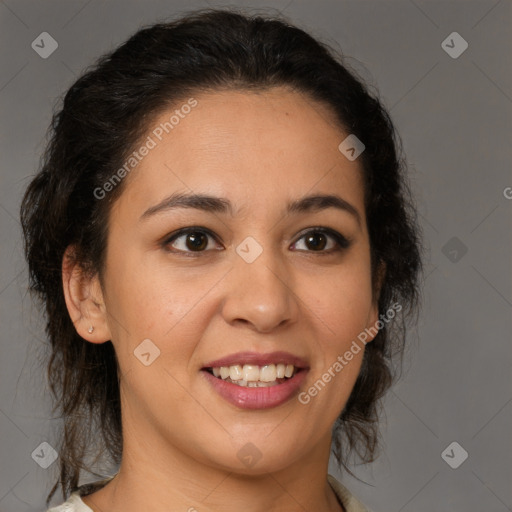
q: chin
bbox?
[199,439,301,476]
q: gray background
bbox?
[1,0,511,511]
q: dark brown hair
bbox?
[20,7,422,506]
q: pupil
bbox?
[186,232,207,251]
[306,232,326,251]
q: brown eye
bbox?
[185,232,208,251]
[304,232,328,251]
[164,228,217,254]
[291,228,350,253]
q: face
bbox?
[84,87,380,475]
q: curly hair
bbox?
[19,7,422,507]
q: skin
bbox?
[63,86,383,512]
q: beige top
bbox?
[48,473,370,512]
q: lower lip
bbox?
[201,369,308,410]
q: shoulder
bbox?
[48,475,367,512]
[46,491,94,512]
[327,474,373,512]
[47,502,76,512]
[47,475,116,511]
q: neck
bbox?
[81,426,344,512]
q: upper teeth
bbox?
[212,364,296,382]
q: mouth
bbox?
[202,363,303,388]
[200,351,310,409]
[201,365,308,410]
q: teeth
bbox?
[243,364,260,382]
[260,364,276,382]
[229,365,243,381]
[210,363,298,385]
[234,379,277,388]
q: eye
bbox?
[291,227,351,254]
[163,227,220,255]
[162,226,351,256]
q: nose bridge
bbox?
[221,234,298,331]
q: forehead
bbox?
[114,86,366,222]
[160,86,347,161]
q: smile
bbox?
[201,366,308,409]
[206,363,299,387]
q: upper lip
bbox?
[202,351,309,370]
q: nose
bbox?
[220,243,299,333]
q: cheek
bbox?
[103,243,187,334]
[103,247,220,378]
[306,262,374,339]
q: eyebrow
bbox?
[140,192,362,227]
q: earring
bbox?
[88,326,94,334]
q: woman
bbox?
[21,7,422,512]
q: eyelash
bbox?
[162,226,351,257]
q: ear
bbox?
[365,261,387,343]
[62,245,112,343]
